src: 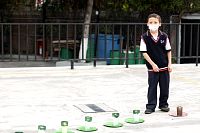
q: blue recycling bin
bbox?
[96,34,121,64]
[87,34,122,64]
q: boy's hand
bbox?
[152,64,159,72]
[168,64,172,72]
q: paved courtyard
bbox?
[0,64,200,133]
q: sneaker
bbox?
[144,109,155,114]
[159,106,170,112]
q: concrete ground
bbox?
[0,64,200,133]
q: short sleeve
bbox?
[140,37,147,52]
[165,38,171,50]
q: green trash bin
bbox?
[127,51,136,64]
[122,47,145,65]
[110,50,124,65]
[86,35,95,62]
[60,48,73,59]
[135,47,145,64]
[122,51,136,65]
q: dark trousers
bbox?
[146,71,170,110]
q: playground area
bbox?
[0,64,200,133]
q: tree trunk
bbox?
[79,0,93,61]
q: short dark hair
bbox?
[147,13,161,23]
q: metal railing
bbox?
[0,23,199,68]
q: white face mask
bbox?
[148,24,160,32]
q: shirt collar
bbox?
[146,30,163,37]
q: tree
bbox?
[90,0,200,22]
[2,0,200,22]
[0,0,16,22]
[78,0,93,61]
[102,0,200,19]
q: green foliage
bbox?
[1,0,200,22]
[0,0,17,22]
[99,0,200,14]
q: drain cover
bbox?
[74,103,116,113]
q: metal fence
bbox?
[0,23,199,68]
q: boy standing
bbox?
[140,13,172,114]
